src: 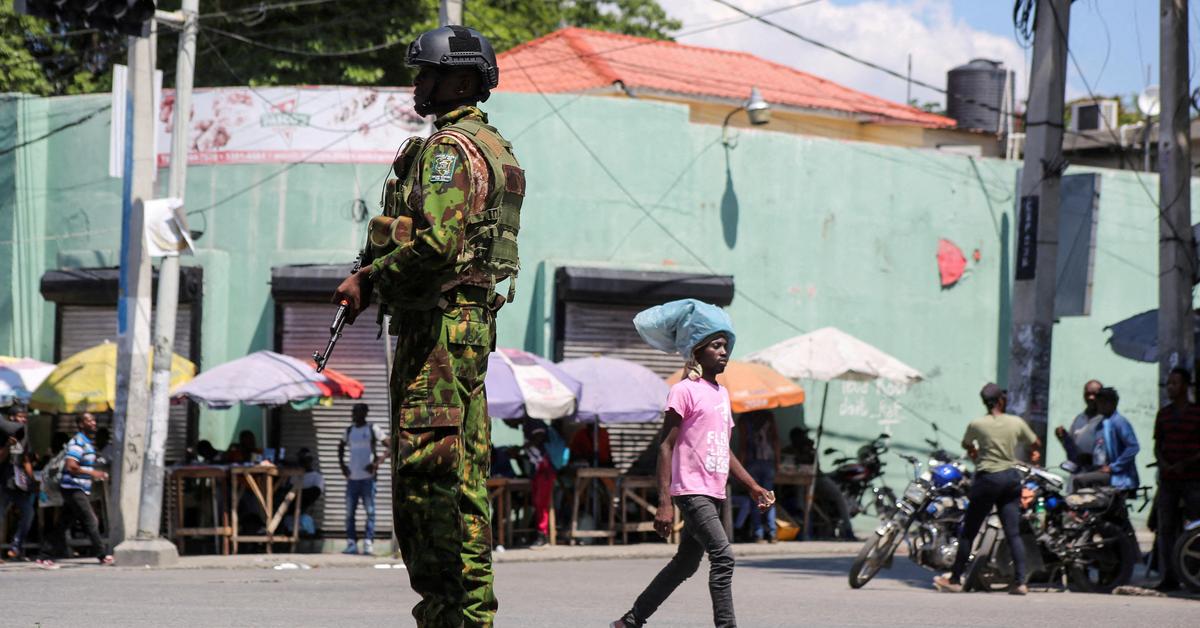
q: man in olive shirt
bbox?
[934,383,1042,595]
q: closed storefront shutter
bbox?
[277,302,393,538]
[559,301,679,474]
[56,305,195,464]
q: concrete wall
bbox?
[0,90,1184,508]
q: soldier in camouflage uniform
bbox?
[334,25,522,628]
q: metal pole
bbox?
[801,381,829,539]
[1159,0,1195,403]
[439,0,463,26]
[111,26,157,551]
[137,0,198,557]
[1006,0,1071,453]
[1144,116,1153,172]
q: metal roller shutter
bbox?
[278,302,393,538]
[57,304,194,464]
[559,302,683,474]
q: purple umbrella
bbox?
[558,356,668,423]
[486,348,582,420]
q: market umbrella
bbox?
[0,358,55,404]
[30,341,195,413]
[311,364,365,399]
[559,356,668,423]
[174,351,334,410]
[745,326,923,537]
[560,356,669,469]
[486,348,582,420]
[1103,308,1200,363]
[665,360,807,413]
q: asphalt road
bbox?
[4,554,1198,627]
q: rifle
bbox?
[313,253,365,372]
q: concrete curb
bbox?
[150,540,864,571]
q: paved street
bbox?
[4,551,1198,627]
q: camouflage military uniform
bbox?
[370,105,515,628]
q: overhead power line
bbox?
[0,104,111,157]
[200,23,407,57]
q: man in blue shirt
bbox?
[37,413,111,568]
[1070,388,1139,491]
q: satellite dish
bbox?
[1138,85,1161,117]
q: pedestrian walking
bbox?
[933,383,1041,595]
[613,300,772,628]
[338,403,386,555]
[1,406,37,560]
[333,24,520,627]
[37,413,111,568]
[1153,367,1200,591]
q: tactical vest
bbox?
[370,115,524,310]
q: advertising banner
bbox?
[155,85,432,167]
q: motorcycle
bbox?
[962,463,1141,593]
[823,434,897,523]
[1174,517,1200,592]
[848,448,970,588]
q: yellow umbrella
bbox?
[29,341,195,413]
[667,360,806,413]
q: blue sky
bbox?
[659,0,1196,108]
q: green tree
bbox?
[2,0,681,95]
[0,0,118,96]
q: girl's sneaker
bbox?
[36,559,59,570]
[99,555,114,566]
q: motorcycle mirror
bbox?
[1059,460,1079,474]
[924,438,938,447]
[878,433,890,440]
[823,447,837,455]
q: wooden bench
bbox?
[168,465,233,555]
[567,467,619,545]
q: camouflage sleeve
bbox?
[369,138,470,279]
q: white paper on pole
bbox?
[143,197,195,257]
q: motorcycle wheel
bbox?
[848,525,902,589]
[1066,521,1137,593]
[1172,525,1200,593]
[963,527,1009,592]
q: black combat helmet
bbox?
[406,26,499,98]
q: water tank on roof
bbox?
[946,59,1008,134]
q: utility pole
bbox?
[122,1,200,567]
[1159,0,1195,402]
[111,25,157,553]
[439,0,462,26]
[1007,0,1070,452]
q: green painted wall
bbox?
[0,91,1184,516]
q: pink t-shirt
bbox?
[667,377,733,499]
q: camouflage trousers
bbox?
[391,295,496,628]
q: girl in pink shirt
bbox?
[614,330,771,628]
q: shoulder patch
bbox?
[429,150,458,183]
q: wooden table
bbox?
[486,477,512,548]
[618,475,681,544]
[230,466,304,555]
[167,465,233,555]
[567,467,619,545]
[775,464,816,536]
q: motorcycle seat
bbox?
[1065,487,1117,511]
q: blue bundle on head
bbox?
[633,299,736,357]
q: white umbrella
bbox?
[745,327,924,384]
[173,351,327,409]
[745,327,924,538]
[0,358,56,405]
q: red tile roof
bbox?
[497,27,954,128]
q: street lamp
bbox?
[722,86,771,147]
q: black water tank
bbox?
[946,59,1007,133]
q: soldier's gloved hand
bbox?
[333,268,374,323]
